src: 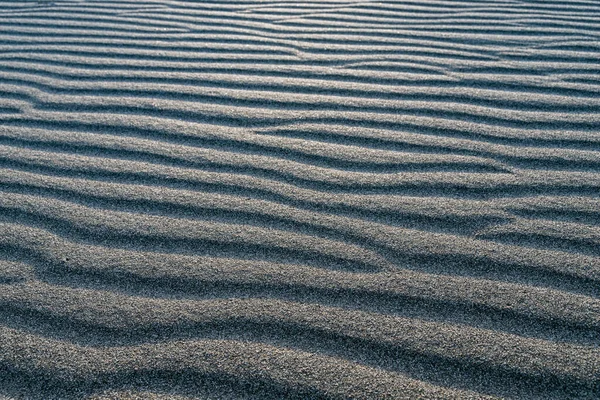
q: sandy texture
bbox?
[0,0,599,399]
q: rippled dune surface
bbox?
[0,1,599,399]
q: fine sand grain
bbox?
[0,0,599,399]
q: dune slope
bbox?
[0,0,599,399]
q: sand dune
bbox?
[1,0,599,399]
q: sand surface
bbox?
[0,0,599,399]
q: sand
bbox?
[0,0,599,398]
